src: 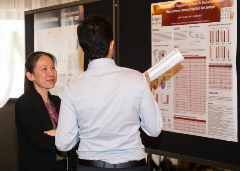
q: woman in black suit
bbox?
[15,52,71,171]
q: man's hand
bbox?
[44,129,56,136]
[144,71,154,90]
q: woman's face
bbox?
[27,55,57,91]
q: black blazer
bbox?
[15,86,61,171]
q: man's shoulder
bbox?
[117,66,144,80]
[66,72,86,85]
[117,66,142,75]
[66,66,143,87]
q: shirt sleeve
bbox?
[55,85,79,151]
[15,98,56,153]
[139,76,163,137]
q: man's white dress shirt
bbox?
[56,58,163,164]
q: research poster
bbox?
[34,5,84,97]
[151,0,237,142]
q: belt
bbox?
[78,158,145,169]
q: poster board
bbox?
[118,0,240,169]
[34,6,84,97]
[151,0,238,142]
[25,0,114,90]
[25,1,114,170]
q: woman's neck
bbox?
[33,83,49,102]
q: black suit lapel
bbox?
[27,87,53,131]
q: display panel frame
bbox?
[117,0,240,169]
[24,1,114,170]
[25,0,240,169]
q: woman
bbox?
[15,52,71,171]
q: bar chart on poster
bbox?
[34,5,84,97]
[151,0,237,142]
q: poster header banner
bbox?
[152,0,234,26]
[34,6,84,30]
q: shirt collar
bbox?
[87,58,116,70]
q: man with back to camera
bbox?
[55,14,163,171]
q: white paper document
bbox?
[147,49,184,81]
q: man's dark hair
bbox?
[77,14,113,60]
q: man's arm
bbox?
[55,86,79,151]
[139,73,163,137]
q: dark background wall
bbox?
[0,0,113,171]
[1,0,240,170]
[118,0,240,168]
[0,99,18,171]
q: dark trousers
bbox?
[77,165,147,171]
[55,159,73,171]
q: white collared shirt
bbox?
[56,58,163,164]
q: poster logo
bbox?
[152,15,162,26]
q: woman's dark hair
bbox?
[25,51,57,91]
[77,14,113,60]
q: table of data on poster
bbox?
[209,65,233,90]
[174,117,206,134]
[174,57,206,114]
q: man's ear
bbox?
[109,40,114,51]
[26,72,34,81]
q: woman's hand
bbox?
[44,129,56,136]
[144,71,154,90]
